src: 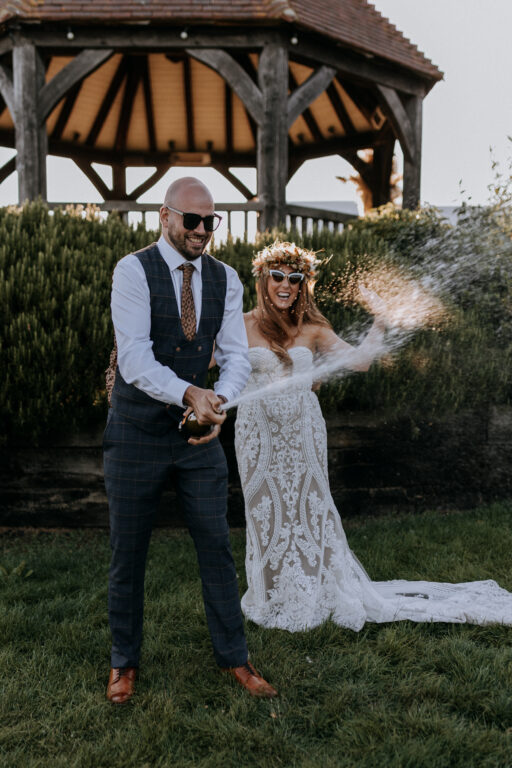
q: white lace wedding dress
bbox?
[234,346,512,632]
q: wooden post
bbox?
[371,138,395,208]
[111,163,128,223]
[402,95,422,209]
[13,44,47,202]
[257,43,288,231]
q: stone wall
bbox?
[1,407,511,528]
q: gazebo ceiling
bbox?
[0,52,389,172]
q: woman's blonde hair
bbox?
[252,241,331,365]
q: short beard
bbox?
[168,229,205,261]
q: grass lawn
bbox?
[2,502,512,768]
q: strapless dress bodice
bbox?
[245,346,314,394]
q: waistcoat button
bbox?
[176,346,181,352]
[197,345,202,351]
[192,374,197,380]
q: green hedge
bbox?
[0,203,157,443]
[1,199,511,445]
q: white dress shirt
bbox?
[111,235,251,407]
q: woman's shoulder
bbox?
[243,309,258,325]
[302,321,339,352]
[303,321,333,341]
[243,310,262,343]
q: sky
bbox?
[0,0,510,223]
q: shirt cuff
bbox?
[214,385,234,404]
[170,379,191,408]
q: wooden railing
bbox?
[284,204,354,234]
[47,201,355,238]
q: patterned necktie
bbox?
[178,262,196,341]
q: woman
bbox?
[234,240,512,632]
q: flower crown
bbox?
[251,240,321,279]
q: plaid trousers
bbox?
[103,409,248,669]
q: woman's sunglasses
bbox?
[269,269,304,286]
[166,206,222,232]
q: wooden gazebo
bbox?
[0,0,442,229]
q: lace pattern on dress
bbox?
[235,346,512,632]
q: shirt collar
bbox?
[157,234,203,274]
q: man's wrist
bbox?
[182,384,200,407]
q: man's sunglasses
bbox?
[269,269,304,286]
[166,206,222,232]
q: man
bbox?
[104,177,277,703]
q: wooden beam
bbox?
[230,54,259,145]
[0,155,16,184]
[187,48,263,125]
[0,125,256,167]
[21,27,271,51]
[114,57,139,152]
[13,44,47,201]
[288,69,322,142]
[74,158,111,199]
[39,48,113,123]
[371,138,395,207]
[0,127,14,147]
[183,57,195,151]
[339,80,377,126]
[402,95,422,209]
[232,52,259,85]
[215,165,255,200]
[85,56,127,146]
[51,81,82,140]
[112,163,126,197]
[341,149,373,179]
[0,37,13,57]
[292,131,387,165]
[48,135,257,167]
[376,84,415,162]
[140,55,156,152]
[127,165,169,201]
[285,203,353,224]
[326,81,356,135]
[293,39,429,96]
[257,43,288,229]
[287,65,336,128]
[0,62,14,118]
[47,200,265,214]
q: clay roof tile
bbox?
[0,0,441,81]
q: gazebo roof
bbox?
[0,0,442,82]
[0,0,439,214]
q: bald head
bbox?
[160,176,215,260]
[164,177,213,209]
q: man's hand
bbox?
[182,386,226,445]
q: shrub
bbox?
[0,202,158,444]
[1,194,511,446]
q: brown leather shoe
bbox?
[225,661,278,698]
[106,667,137,704]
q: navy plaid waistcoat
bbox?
[111,242,227,432]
